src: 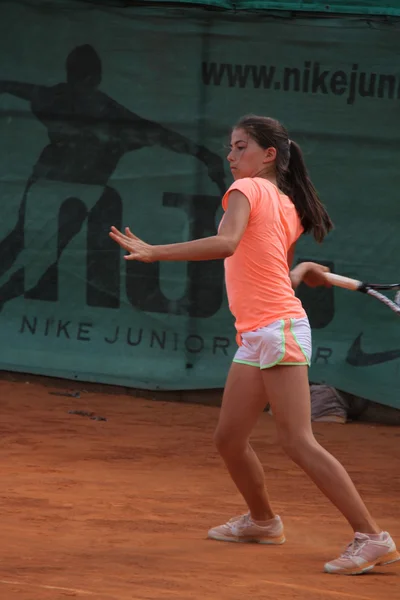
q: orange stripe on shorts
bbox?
[281,319,306,363]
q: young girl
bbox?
[109,115,399,575]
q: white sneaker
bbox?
[324,532,400,575]
[208,513,285,544]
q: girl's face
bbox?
[227,128,276,180]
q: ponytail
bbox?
[284,141,333,243]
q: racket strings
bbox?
[367,289,400,314]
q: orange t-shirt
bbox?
[221,177,306,340]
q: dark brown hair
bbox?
[235,114,333,242]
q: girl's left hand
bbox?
[109,226,155,262]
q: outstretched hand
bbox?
[109,226,155,262]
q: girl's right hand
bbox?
[302,262,331,288]
[290,262,331,289]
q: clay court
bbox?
[1,376,399,600]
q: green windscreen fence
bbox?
[0,0,399,407]
[232,0,400,13]
[104,0,400,16]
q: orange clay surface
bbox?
[0,377,399,599]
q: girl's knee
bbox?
[213,427,231,453]
[279,432,317,462]
[213,427,247,457]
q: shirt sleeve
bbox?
[222,178,261,213]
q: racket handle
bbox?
[324,273,362,291]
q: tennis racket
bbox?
[325,273,400,316]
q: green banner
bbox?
[0,1,399,407]
[97,0,400,17]
[235,0,400,13]
[233,1,400,16]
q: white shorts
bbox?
[233,317,311,369]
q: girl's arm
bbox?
[109,191,251,262]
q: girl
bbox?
[109,115,398,575]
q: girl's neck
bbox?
[252,166,277,188]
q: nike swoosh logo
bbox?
[346,334,400,367]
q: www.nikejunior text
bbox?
[202,61,400,105]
